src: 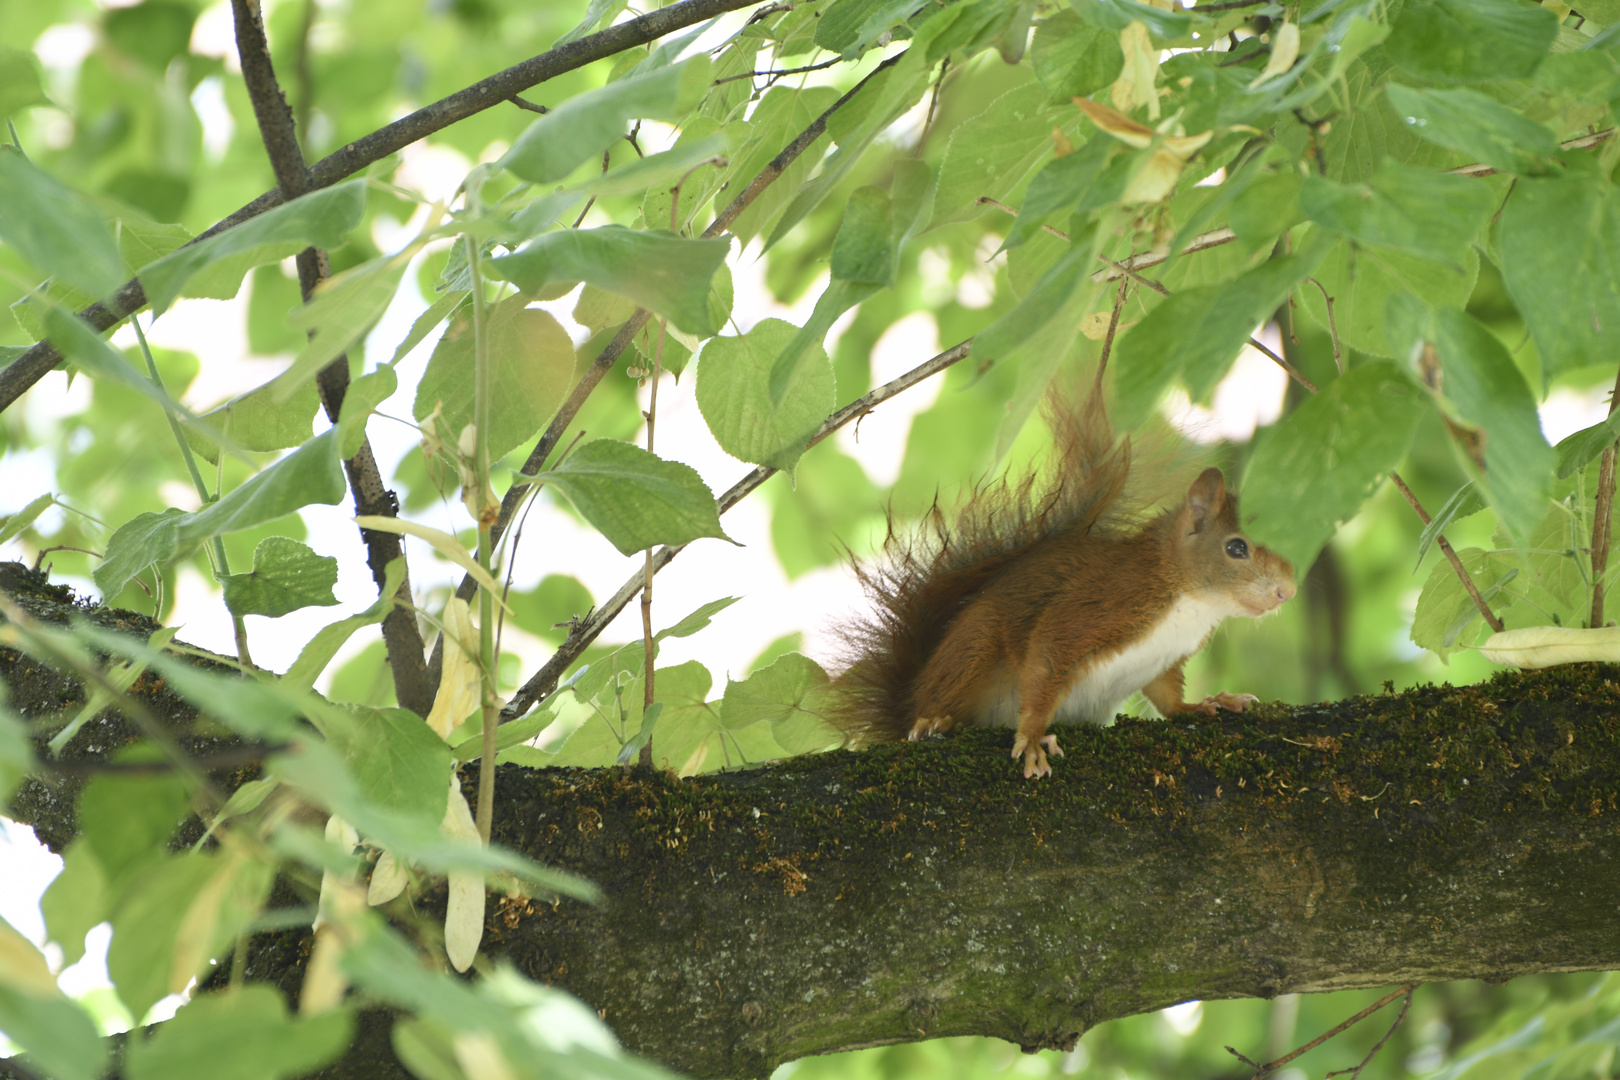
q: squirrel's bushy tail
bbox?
[828,386,1136,744]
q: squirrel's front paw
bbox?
[908,715,956,740]
[1010,732,1063,779]
[1193,692,1259,715]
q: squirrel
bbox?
[830,382,1296,779]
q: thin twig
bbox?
[1325,985,1416,1079]
[1244,333,1318,393]
[976,196,1071,242]
[1447,128,1615,177]
[1092,227,1239,281]
[1589,363,1620,627]
[229,0,431,714]
[1303,277,1343,374]
[712,56,843,86]
[0,0,771,417]
[1226,984,1417,1079]
[915,56,949,157]
[1391,472,1504,632]
[427,49,911,685]
[500,338,975,723]
[1096,276,1129,385]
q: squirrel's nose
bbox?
[1277,580,1297,603]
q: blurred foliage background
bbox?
[3,0,1620,1075]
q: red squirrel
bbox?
[832,386,1296,779]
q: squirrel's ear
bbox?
[1185,468,1227,531]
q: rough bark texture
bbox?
[5,569,1620,1079]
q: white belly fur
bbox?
[976,593,1242,728]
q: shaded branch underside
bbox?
[5,578,1620,1078]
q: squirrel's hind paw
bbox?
[1010,733,1063,779]
[1195,692,1259,714]
[908,716,956,740]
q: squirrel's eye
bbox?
[1225,538,1249,559]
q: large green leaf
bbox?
[138,181,366,314]
[1384,85,1558,176]
[106,853,224,1023]
[44,306,210,437]
[41,841,108,969]
[537,439,732,556]
[283,558,406,691]
[1298,160,1493,268]
[221,537,340,619]
[718,652,836,747]
[489,227,731,337]
[0,153,124,298]
[1030,9,1123,103]
[1498,171,1620,385]
[930,82,1064,229]
[178,429,347,543]
[1242,362,1428,569]
[78,760,190,895]
[695,318,835,476]
[276,249,416,398]
[499,56,712,184]
[412,295,575,462]
[1386,0,1557,83]
[1294,233,1478,359]
[1112,245,1325,430]
[125,985,352,1080]
[0,978,106,1080]
[0,48,50,119]
[95,508,185,598]
[324,706,452,823]
[184,375,322,465]
[336,364,398,460]
[1429,308,1554,548]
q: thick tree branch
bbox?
[0,0,771,416]
[427,50,911,684]
[6,590,1620,1080]
[500,337,974,722]
[230,0,432,715]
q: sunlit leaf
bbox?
[0,153,124,298]
[221,537,341,619]
[536,440,732,556]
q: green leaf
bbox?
[489,226,731,337]
[390,290,465,365]
[113,212,193,275]
[538,439,732,557]
[1298,160,1494,267]
[1030,9,1124,103]
[654,597,740,643]
[0,982,107,1080]
[1073,0,1192,39]
[184,375,322,466]
[972,238,1097,370]
[508,574,595,646]
[41,841,108,969]
[719,652,836,742]
[1113,244,1326,430]
[1555,416,1620,480]
[79,762,189,895]
[247,265,305,355]
[284,558,406,691]
[0,700,32,810]
[1416,481,1485,569]
[0,493,53,547]
[276,250,412,398]
[695,318,836,475]
[931,82,1064,230]
[1429,308,1554,548]
[107,853,222,1023]
[814,0,918,56]
[221,537,340,619]
[178,430,346,545]
[96,508,184,597]
[44,307,215,444]
[1498,172,1620,385]
[125,985,352,1080]
[325,706,452,824]
[1411,546,1500,659]
[1384,85,1558,176]
[0,48,50,118]
[413,295,575,462]
[1294,234,1478,359]
[1386,0,1557,83]
[0,153,124,299]
[1242,362,1428,569]
[1228,169,1302,254]
[499,56,713,184]
[337,365,398,460]
[138,181,366,314]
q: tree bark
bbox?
[5,570,1620,1079]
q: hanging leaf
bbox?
[535,439,733,556]
[221,537,341,619]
